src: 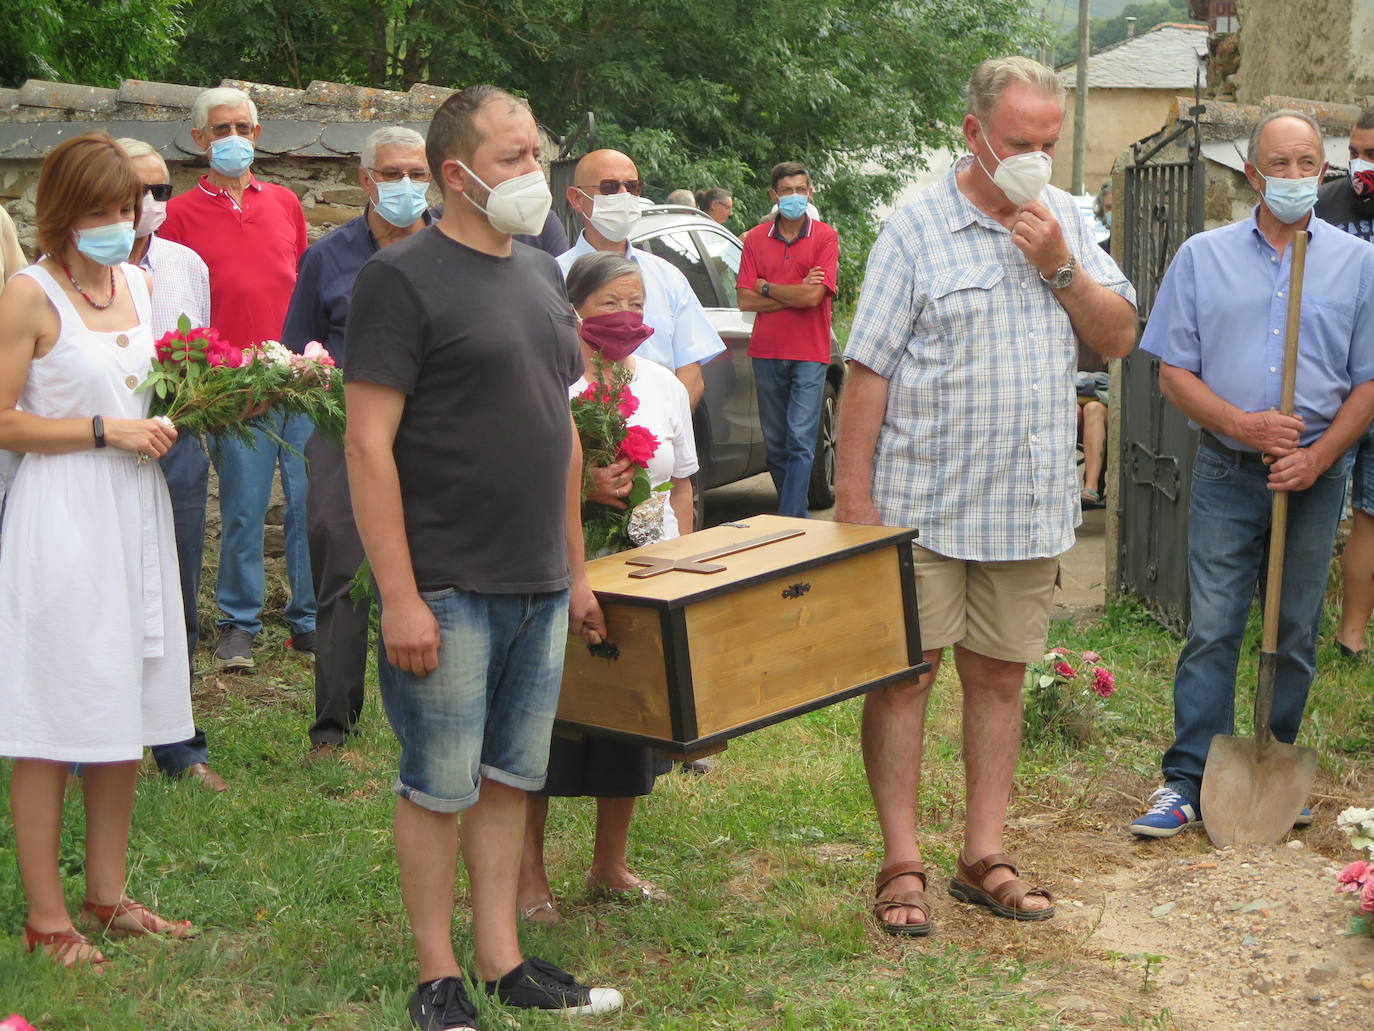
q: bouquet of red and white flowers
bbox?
[139,316,345,446]
[570,356,665,556]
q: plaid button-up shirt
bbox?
[846,161,1135,561]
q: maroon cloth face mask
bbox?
[579,310,654,361]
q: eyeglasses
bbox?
[578,178,644,196]
[143,183,173,202]
[367,167,433,184]
[208,121,255,138]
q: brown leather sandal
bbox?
[23,923,106,971]
[948,852,1055,921]
[79,898,196,939]
[873,859,932,937]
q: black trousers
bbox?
[305,433,372,745]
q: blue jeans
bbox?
[151,434,211,774]
[210,412,316,636]
[1162,442,1350,807]
[752,357,827,518]
[377,588,569,813]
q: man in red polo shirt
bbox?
[736,161,839,517]
[161,87,316,674]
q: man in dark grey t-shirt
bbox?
[343,86,618,1030]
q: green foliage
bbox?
[1049,0,1192,67]
[0,0,188,87]
[158,0,1037,305]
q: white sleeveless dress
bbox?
[0,263,192,762]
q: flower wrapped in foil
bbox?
[628,489,671,546]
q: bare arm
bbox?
[1014,202,1135,359]
[1157,362,1305,453]
[674,361,704,407]
[0,274,175,456]
[668,475,694,535]
[833,360,889,525]
[344,380,438,676]
[739,267,827,312]
[566,413,606,642]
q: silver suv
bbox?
[628,205,845,525]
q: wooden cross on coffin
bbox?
[625,529,805,578]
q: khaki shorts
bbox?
[913,545,1060,664]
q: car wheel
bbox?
[807,379,838,510]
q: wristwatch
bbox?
[1040,255,1077,289]
[760,281,771,298]
[92,414,107,448]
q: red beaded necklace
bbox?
[58,259,117,311]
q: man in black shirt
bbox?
[1319,109,1374,658]
[343,86,617,1030]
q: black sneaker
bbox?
[214,627,255,672]
[484,957,623,1015]
[407,976,479,1031]
[286,630,316,659]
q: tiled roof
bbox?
[1059,24,1209,91]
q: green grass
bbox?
[2,575,1371,1028]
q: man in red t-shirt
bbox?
[161,87,314,675]
[736,161,839,517]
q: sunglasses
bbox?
[579,178,644,196]
[143,183,173,202]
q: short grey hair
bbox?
[114,137,168,178]
[362,126,427,169]
[565,252,642,310]
[191,87,258,131]
[1247,109,1323,166]
[665,189,695,206]
[965,56,1064,122]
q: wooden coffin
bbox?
[557,514,927,755]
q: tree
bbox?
[1050,0,1192,67]
[0,0,189,88]
[160,0,1037,302]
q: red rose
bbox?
[617,424,659,467]
[1090,666,1116,698]
[1053,661,1077,678]
[616,387,639,419]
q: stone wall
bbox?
[1235,0,1374,105]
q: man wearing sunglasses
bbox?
[115,137,227,792]
[280,126,434,763]
[161,87,316,678]
[557,149,724,409]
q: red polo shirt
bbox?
[160,176,309,349]
[737,215,839,362]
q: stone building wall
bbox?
[0,77,558,260]
[1235,0,1374,105]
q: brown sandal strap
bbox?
[82,898,194,937]
[957,852,1053,910]
[23,923,105,966]
[875,859,928,897]
[958,851,1018,884]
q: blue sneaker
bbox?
[1130,788,1200,838]
[1294,807,1313,827]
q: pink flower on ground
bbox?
[1362,878,1374,915]
[1091,666,1116,698]
[1337,860,1370,892]
[1,1016,38,1031]
[1053,661,1077,678]
[1081,650,1101,663]
[1051,647,1069,655]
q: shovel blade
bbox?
[1199,733,1317,847]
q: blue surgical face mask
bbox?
[209,134,255,177]
[73,221,135,266]
[373,177,429,228]
[777,193,809,220]
[1262,174,1319,224]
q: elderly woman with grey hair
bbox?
[519,250,697,925]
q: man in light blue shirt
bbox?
[557,149,724,408]
[1130,111,1374,838]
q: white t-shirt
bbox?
[571,356,699,538]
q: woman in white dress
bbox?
[517,252,698,924]
[0,133,194,970]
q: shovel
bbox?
[1200,228,1318,848]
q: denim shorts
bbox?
[377,587,569,813]
[1351,424,1374,516]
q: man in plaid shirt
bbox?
[836,56,1136,935]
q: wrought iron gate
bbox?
[1116,114,1204,632]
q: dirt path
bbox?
[1054,841,1374,1029]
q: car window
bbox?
[694,229,740,309]
[638,230,719,307]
